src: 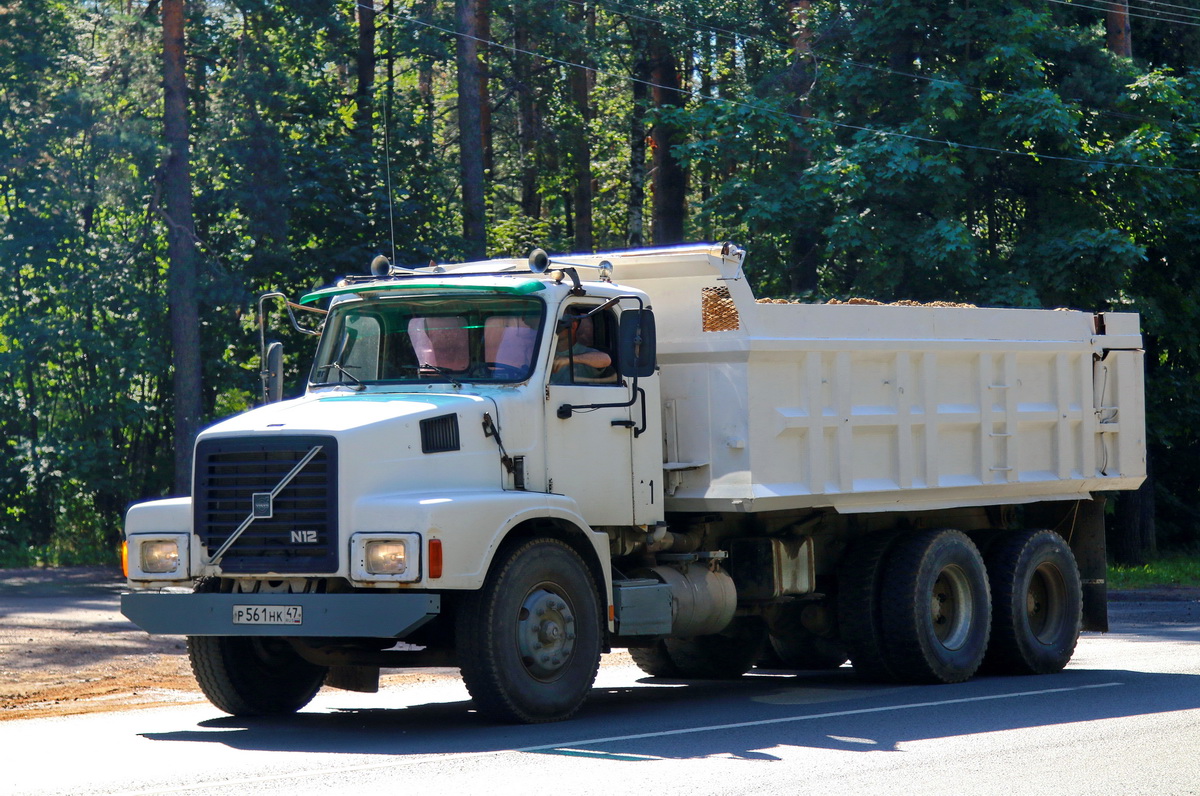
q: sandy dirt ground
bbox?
[0,567,206,720]
[0,566,637,721]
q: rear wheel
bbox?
[663,618,767,678]
[187,635,327,716]
[768,631,848,670]
[629,619,767,679]
[457,538,602,723]
[765,604,847,670]
[628,642,681,677]
[837,532,900,681]
[984,530,1082,675]
[880,529,991,684]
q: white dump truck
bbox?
[121,243,1146,723]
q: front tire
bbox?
[880,529,991,684]
[187,636,327,716]
[457,538,602,723]
[984,530,1082,675]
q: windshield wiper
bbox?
[311,331,366,391]
[421,362,462,389]
[314,360,365,390]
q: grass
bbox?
[1108,553,1200,590]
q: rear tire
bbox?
[628,642,681,677]
[766,604,847,670]
[837,532,900,681]
[187,635,327,716]
[769,631,848,670]
[880,529,991,684]
[662,618,767,678]
[984,530,1082,675]
[457,538,602,723]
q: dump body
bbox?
[567,246,1146,513]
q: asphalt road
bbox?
[5,589,1200,796]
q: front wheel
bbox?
[457,538,602,723]
[187,636,327,716]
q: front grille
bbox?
[194,436,338,573]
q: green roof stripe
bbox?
[300,279,545,305]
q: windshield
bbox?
[309,295,545,387]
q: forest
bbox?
[1,0,1198,566]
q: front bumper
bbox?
[121,592,440,637]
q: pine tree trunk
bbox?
[1106,1,1132,58]
[456,0,487,259]
[626,22,651,248]
[786,0,818,293]
[649,33,686,244]
[514,24,541,219]
[355,1,376,135]
[356,1,377,235]
[162,0,202,494]
[568,4,594,251]
[477,0,493,181]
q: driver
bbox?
[550,314,612,383]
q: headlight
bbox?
[366,541,409,574]
[351,533,421,582]
[127,533,191,580]
[141,540,181,573]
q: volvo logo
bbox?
[291,530,319,544]
[251,492,273,519]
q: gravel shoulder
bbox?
[2,566,1196,722]
[0,566,203,720]
[0,567,620,721]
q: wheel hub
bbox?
[1027,562,1066,642]
[517,587,577,681]
[930,565,972,650]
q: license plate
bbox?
[232,604,303,625]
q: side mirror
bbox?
[262,341,284,404]
[618,310,656,378]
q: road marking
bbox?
[117,681,1122,795]
[523,681,1123,752]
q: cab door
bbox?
[543,302,637,526]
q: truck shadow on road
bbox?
[139,666,1200,762]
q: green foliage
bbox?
[487,215,553,258]
[2,0,1200,563]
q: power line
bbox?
[559,0,1194,135]
[377,4,1199,174]
[1129,0,1200,14]
[1118,0,1200,25]
[1044,0,1200,27]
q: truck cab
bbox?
[122,250,670,723]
